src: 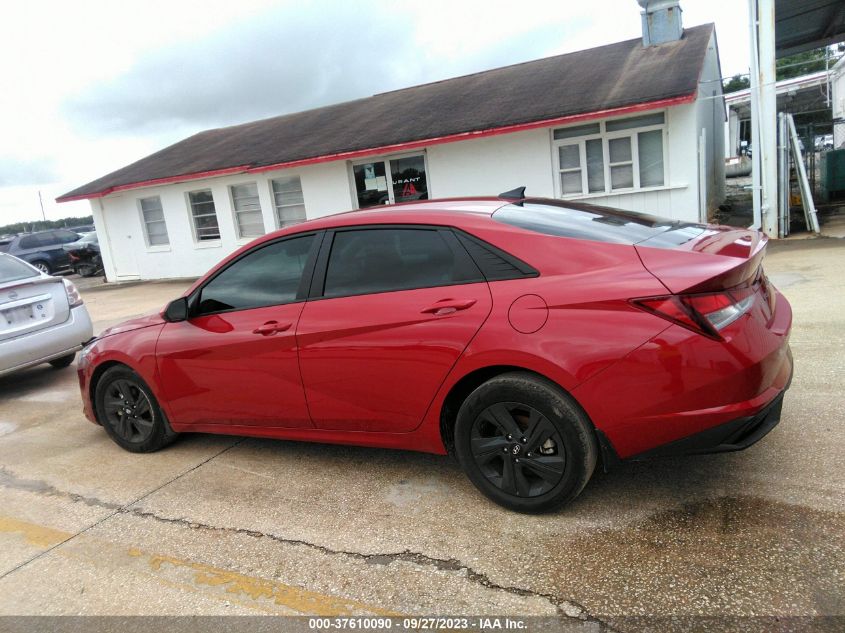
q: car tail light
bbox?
[63,278,84,308]
[632,286,756,340]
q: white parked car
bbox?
[0,253,93,376]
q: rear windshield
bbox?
[493,201,705,246]
[0,255,39,283]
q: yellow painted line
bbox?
[0,514,394,615]
[132,549,397,616]
[0,515,71,548]
[152,576,293,614]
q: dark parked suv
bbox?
[0,229,81,274]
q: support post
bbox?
[748,0,762,230]
[777,112,789,237]
[758,0,778,237]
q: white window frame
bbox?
[269,175,307,229]
[228,181,266,240]
[186,188,221,246]
[136,196,170,251]
[552,113,668,198]
[348,151,430,209]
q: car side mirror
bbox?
[163,297,189,322]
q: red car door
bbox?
[297,226,492,432]
[156,234,318,428]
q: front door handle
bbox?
[252,320,292,336]
[421,299,477,316]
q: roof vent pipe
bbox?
[637,0,683,46]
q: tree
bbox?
[776,48,830,81]
[0,215,94,236]
[723,74,750,93]
[722,47,837,94]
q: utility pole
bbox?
[38,190,46,222]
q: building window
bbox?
[552,112,666,197]
[350,153,428,208]
[139,197,170,246]
[271,177,307,228]
[187,189,220,241]
[230,183,265,238]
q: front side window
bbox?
[54,230,80,244]
[230,183,265,238]
[271,177,307,228]
[139,196,170,246]
[553,112,665,196]
[188,189,220,241]
[197,234,315,315]
[323,228,481,298]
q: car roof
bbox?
[312,198,507,225]
[261,198,509,237]
[253,195,678,241]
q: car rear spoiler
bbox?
[636,229,767,294]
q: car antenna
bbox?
[498,187,526,206]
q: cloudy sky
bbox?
[0,0,749,225]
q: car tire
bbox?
[49,353,75,369]
[31,260,51,274]
[454,372,597,513]
[94,366,178,453]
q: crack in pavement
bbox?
[0,467,122,510]
[0,439,243,582]
[0,465,618,630]
[127,507,606,625]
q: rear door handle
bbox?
[252,320,292,336]
[421,299,477,316]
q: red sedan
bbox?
[77,196,792,512]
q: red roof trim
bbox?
[56,94,695,203]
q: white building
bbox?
[59,12,725,282]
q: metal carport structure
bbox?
[748,0,845,236]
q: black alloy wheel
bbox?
[454,372,597,513]
[102,378,155,443]
[94,366,177,453]
[470,402,566,498]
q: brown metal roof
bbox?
[58,24,714,202]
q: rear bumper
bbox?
[0,305,94,376]
[630,387,787,460]
[596,346,792,465]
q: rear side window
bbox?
[323,228,482,298]
[17,234,43,249]
[0,255,38,283]
[455,231,538,281]
[197,234,315,315]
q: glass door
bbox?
[352,154,428,208]
[352,161,389,208]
